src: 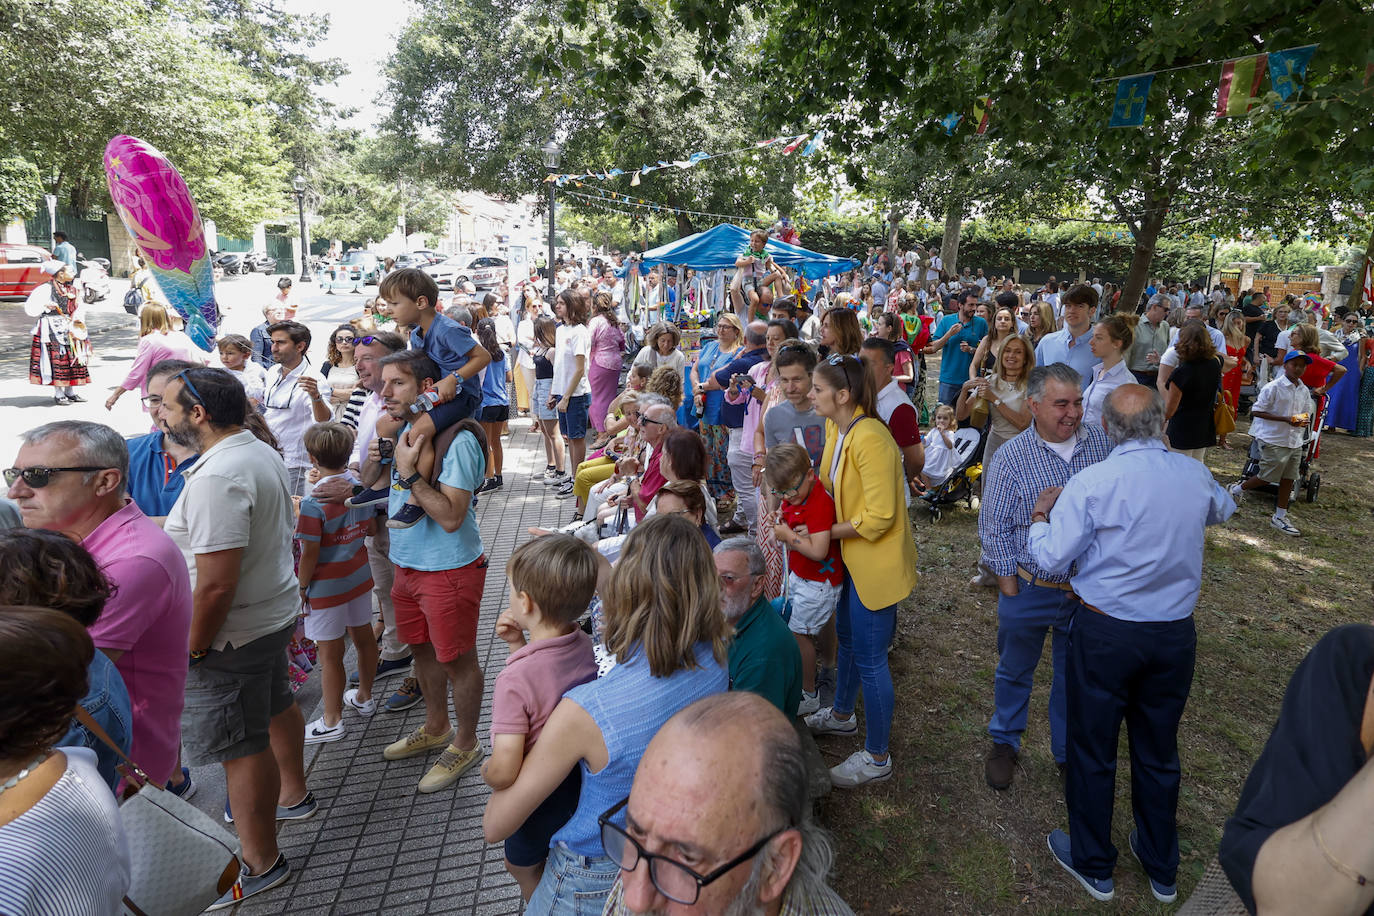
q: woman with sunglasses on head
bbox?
[803,353,918,789]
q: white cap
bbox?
[40,260,65,275]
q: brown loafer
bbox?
[985,741,1018,790]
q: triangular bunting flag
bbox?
[973,98,993,134]
[782,134,809,154]
[940,113,963,135]
[756,137,784,148]
[1216,54,1268,117]
[801,131,825,156]
[1268,44,1317,104]
[688,152,710,165]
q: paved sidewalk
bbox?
[233,422,577,915]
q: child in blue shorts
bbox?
[482,535,599,900]
[349,268,491,528]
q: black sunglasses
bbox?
[4,466,112,488]
[639,417,666,427]
[598,798,786,905]
[355,335,380,346]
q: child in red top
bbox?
[765,442,843,717]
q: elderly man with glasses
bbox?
[600,692,852,915]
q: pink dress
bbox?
[122,331,203,396]
[587,315,625,434]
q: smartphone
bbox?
[377,438,395,460]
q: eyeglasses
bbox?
[599,799,785,904]
[336,335,356,343]
[355,335,380,346]
[141,394,163,409]
[770,477,805,498]
[4,466,112,488]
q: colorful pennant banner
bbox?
[547,131,819,185]
[1109,73,1154,127]
[1216,54,1269,117]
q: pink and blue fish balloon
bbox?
[102,135,219,350]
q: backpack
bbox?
[123,285,146,310]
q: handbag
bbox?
[1213,391,1236,437]
[74,709,241,916]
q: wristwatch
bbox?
[398,471,423,489]
[1031,511,1049,524]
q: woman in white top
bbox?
[1081,314,1136,429]
[514,292,544,419]
[0,607,130,915]
[552,288,593,479]
[320,325,360,419]
[955,333,1034,469]
[631,322,687,374]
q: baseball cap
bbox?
[1283,350,1311,365]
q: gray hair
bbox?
[449,304,473,327]
[21,421,129,489]
[1147,293,1171,311]
[744,321,769,347]
[714,537,766,577]
[1102,387,1166,445]
[636,392,671,413]
[1026,363,1081,401]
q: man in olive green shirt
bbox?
[715,538,803,717]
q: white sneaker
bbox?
[1227,482,1244,500]
[303,716,345,745]
[804,706,857,736]
[1271,514,1301,536]
[797,690,820,717]
[344,688,377,717]
[830,750,892,788]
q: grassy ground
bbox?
[815,408,1372,914]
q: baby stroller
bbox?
[1239,396,1326,503]
[918,427,983,521]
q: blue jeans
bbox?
[937,381,963,407]
[1066,608,1196,884]
[832,575,897,757]
[987,581,1074,762]
[61,651,133,791]
[526,843,619,916]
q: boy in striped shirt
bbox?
[296,422,380,743]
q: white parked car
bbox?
[425,253,507,291]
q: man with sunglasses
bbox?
[600,692,851,914]
[158,367,313,908]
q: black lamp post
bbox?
[293,175,311,283]
[542,137,561,305]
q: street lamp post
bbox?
[1206,236,1219,291]
[542,137,561,305]
[293,175,311,283]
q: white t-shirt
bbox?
[165,430,299,650]
[921,428,956,485]
[552,323,592,398]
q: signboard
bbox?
[507,244,528,311]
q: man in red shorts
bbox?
[362,350,488,793]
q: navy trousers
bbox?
[1065,606,1196,885]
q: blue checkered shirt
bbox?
[978,424,1112,581]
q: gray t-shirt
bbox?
[763,401,827,467]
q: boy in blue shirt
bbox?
[349,268,490,527]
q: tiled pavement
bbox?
[231,422,580,915]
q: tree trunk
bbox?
[1346,223,1374,315]
[887,205,902,266]
[675,212,694,237]
[1116,195,1170,315]
[940,197,964,277]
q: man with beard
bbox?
[600,692,853,915]
[158,367,312,909]
[714,538,802,717]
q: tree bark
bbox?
[940,196,964,276]
[1346,223,1374,315]
[887,205,902,266]
[1116,196,1169,315]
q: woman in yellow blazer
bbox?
[804,352,918,788]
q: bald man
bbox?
[1027,385,1235,904]
[600,692,852,915]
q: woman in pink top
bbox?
[587,291,626,443]
[104,304,206,411]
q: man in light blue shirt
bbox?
[1027,384,1235,905]
[52,231,77,269]
[1034,283,1098,390]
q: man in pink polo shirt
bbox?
[8,420,192,788]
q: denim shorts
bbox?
[533,377,557,421]
[526,843,620,916]
[558,394,590,440]
[505,769,581,867]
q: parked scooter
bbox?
[78,258,111,304]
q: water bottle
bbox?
[407,389,442,416]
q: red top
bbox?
[1299,352,1337,390]
[782,475,843,586]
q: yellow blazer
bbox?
[819,409,919,610]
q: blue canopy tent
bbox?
[634,223,859,280]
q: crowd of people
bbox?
[2,237,1371,914]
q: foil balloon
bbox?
[103,135,218,350]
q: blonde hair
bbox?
[933,404,956,425]
[139,303,170,336]
[602,514,730,677]
[509,535,598,626]
[716,312,744,340]
[1290,323,1319,353]
[647,366,684,408]
[994,335,1036,390]
[1222,312,1248,349]
[763,442,811,492]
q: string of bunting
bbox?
[938,42,1324,134]
[546,131,824,186]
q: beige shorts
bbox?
[1256,442,1302,485]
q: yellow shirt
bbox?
[819,409,919,609]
